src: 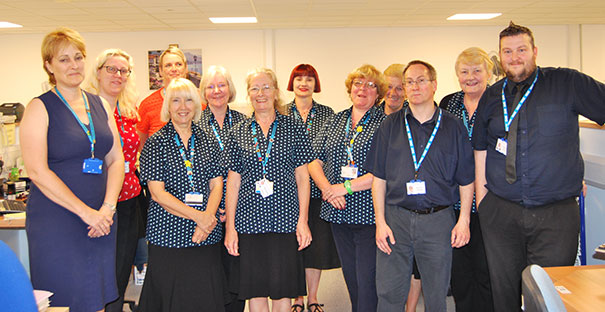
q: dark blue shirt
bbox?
[140,121,224,247]
[473,67,605,206]
[287,100,334,199]
[226,113,313,234]
[313,105,386,225]
[365,105,475,210]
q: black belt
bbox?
[403,205,450,215]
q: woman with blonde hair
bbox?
[308,64,386,312]
[379,63,408,115]
[439,46,494,312]
[20,27,124,311]
[224,68,313,312]
[86,48,142,312]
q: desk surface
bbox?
[544,264,605,312]
[0,215,25,229]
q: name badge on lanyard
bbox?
[342,112,369,179]
[115,101,130,174]
[496,138,507,155]
[175,133,199,203]
[498,73,538,156]
[405,108,442,196]
[252,120,278,198]
[55,87,102,174]
[185,192,204,206]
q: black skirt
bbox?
[303,198,342,269]
[232,232,306,300]
[138,243,225,312]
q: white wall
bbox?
[0,24,580,113]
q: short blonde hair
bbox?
[383,63,406,80]
[86,48,139,119]
[245,68,287,115]
[455,47,494,79]
[41,27,86,85]
[344,64,388,104]
[159,46,187,68]
[199,65,237,104]
[160,78,202,123]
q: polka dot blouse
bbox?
[113,107,141,202]
[313,105,386,225]
[287,100,334,199]
[226,113,314,234]
[140,121,224,248]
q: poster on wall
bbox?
[148,49,202,90]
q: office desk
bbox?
[0,215,29,274]
[544,265,605,312]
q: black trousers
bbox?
[478,192,579,312]
[451,210,493,312]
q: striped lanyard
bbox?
[210,110,232,151]
[55,87,96,158]
[292,104,316,133]
[501,72,539,132]
[251,120,278,179]
[174,134,196,192]
[405,108,442,179]
[345,112,370,165]
[115,101,125,147]
[461,108,474,139]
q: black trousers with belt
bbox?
[478,192,579,312]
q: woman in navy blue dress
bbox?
[20,27,125,311]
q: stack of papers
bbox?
[3,212,25,220]
[33,290,53,312]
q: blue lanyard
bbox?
[210,110,232,151]
[292,104,316,133]
[501,72,539,132]
[405,108,442,179]
[55,87,96,158]
[174,134,196,192]
[462,108,474,139]
[345,111,370,165]
[115,101,125,147]
[251,120,278,178]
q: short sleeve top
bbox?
[140,121,224,247]
[287,100,334,198]
[113,106,141,202]
[313,105,386,225]
[226,113,314,234]
[136,89,166,137]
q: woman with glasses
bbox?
[86,48,142,312]
[224,68,313,312]
[20,27,124,311]
[198,65,247,312]
[138,78,225,311]
[308,64,386,312]
[286,64,339,312]
[439,47,494,312]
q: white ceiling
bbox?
[1,0,605,34]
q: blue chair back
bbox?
[0,241,37,311]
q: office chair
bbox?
[0,241,38,311]
[521,264,567,312]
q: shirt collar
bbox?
[506,67,539,94]
[404,102,440,124]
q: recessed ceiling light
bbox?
[0,21,23,28]
[209,17,257,24]
[447,13,502,20]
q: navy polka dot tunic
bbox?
[140,121,224,247]
[226,113,314,234]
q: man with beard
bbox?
[472,22,605,312]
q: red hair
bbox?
[287,64,321,93]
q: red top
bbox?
[136,88,166,137]
[114,106,141,201]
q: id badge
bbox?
[185,192,204,206]
[255,178,274,198]
[124,161,130,174]
[82,158,103,174]
[496,138,507,155]
[406,180,426,195]
[341,165,359,179]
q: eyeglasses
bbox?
[404,78,432,88]
[249,84,274,95]
[353,80,377,89]
[103,65,131,77]
[206,83,227,91]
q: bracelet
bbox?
[102,202,116,211]
[344,180,353,195]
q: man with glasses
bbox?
[366,60,475,311]
[473,22,605,312]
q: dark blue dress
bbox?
[26,90,117,311]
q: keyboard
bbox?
[0,199,27,213]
